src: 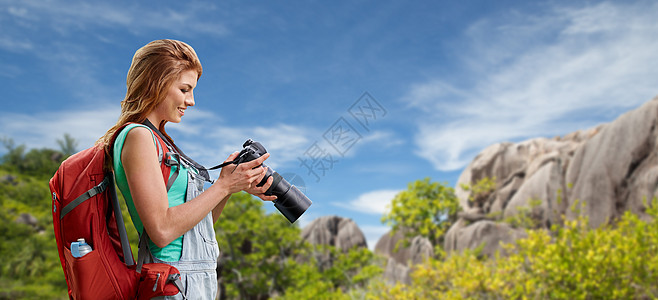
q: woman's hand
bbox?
[245,172,277,201]
[215,151,276,201]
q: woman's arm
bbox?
[122,127,269,248]
[212,194,230,223]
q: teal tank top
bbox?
[112,124,188,262]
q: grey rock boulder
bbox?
[445,220,527,257]
[447,96,658,255]
[566,98,658,227]
[374,229,433,284]
[301,215,367,251]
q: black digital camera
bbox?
[234,139,312,223]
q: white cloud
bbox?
[0,105,119,151]
[333,189,401,215]
[361,130,405,150]
[0,1,231,100]
[0,106,314,173]
[170,114,316,169]
[3,1,229,39]
[0,36,33,53]
[170,116,403,172]
[406,1,658,171]
[309,129,404,162]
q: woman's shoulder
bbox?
[117,123,152,142]
[124,124,152,137]
[118,124,158,154]
[124,125,156,144]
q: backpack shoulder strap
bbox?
[107,122,177,266]
[111,122,175,191]
[148,127,179,192]
[141,119,212,184]
[59,176,110,220]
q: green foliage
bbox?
[371,198,658,299]
[215,192,305,299]
[0,136,143,298]
[1,137,66,178]
[216,193,383,299]
[381,178,460,256]
[0,162,68,298]
[0,139,384,299]
[460,176,496,206]
[282,246,383,299]
[503,198,543,229]
[116,186,140,260]
[461,177,501,222]
[282,262,348,300]
[7,137,658,299]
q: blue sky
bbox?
[2,0,658,249]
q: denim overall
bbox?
[142,153,220,299]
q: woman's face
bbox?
[155,69,198,124]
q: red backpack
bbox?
[49,123,186,299]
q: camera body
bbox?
[234,139,312,223]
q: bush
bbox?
[0,169,68,299]
[370,199,658,299]
[381,178,460,256]
[217,193,383,299]
[282,246,383,299]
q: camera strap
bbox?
[205,160,237,171]
[206,145,258,171]
[141,120,250,182]
[142,120,213,183]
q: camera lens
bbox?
[273,185,312,223]
[256,168,311,223]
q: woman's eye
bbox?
[181,89,189,93]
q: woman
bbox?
[97,39,276,299]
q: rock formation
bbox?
[446,96,658,256]
[301,215,367,251]
[374,229,433,284]
[15,213,39,229]
[299,216,368,276]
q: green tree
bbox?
[369,199,658,299]
[0,139,386,299]
[56,134,78,156]
[215,192,383,299]
[381,178,461,256]
[215,192,305,299]
[282,246,383,300]
[1,137,25,167]
[0,147,68,298]
[0,137,65,177]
